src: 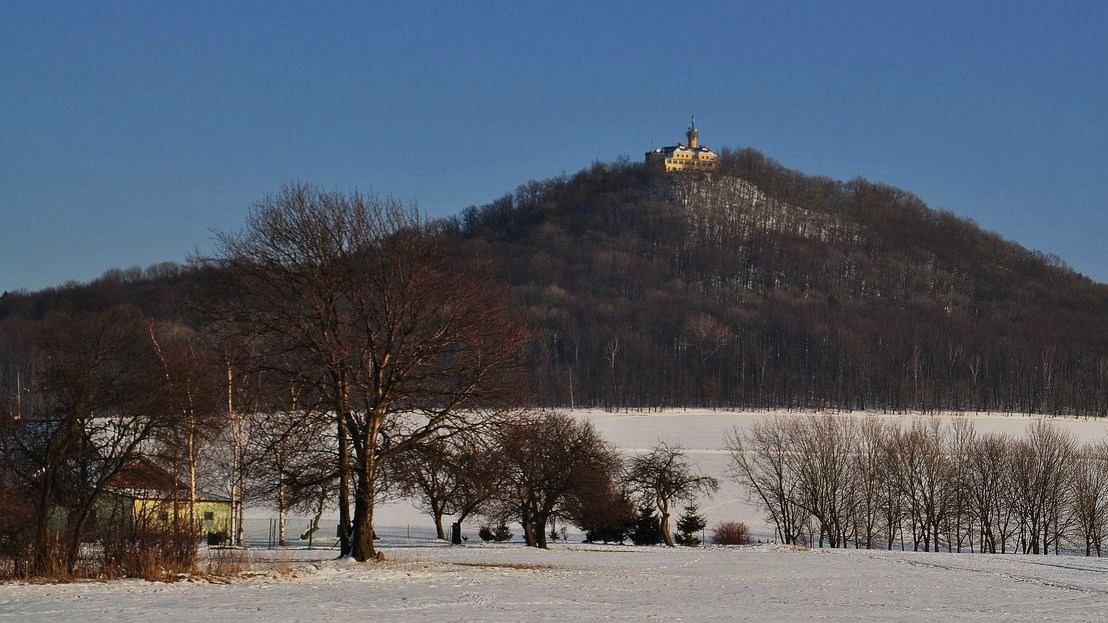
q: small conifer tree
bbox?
[675,504,708,547]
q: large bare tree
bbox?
[487,411,621,549]
[210,184,526,561]
[1071,441,1108,557]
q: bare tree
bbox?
[877,423,907,550]
[443,433,505,545]
[889,420,951,552]
[243,404,337,546]
[1071,441,1108,556]
[210,185,527,561]
[1007,437,1038,553]
[1068,438,1108,554]
[208,186,370,554]
[1024,420,1077,554]
[790,415,856,548]
[727,417,806,545]
[627,442,719,547]
[965,432,1012,553]
[488,411,621,548]
[390,435,488,541]
[146,321,222,529]
[944,418,975,552]
[852,417,888,549]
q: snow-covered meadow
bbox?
[7,409,1108,622]
[7,541,1108,622]
[377,409,1108,541]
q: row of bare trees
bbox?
[730,416,1108,556]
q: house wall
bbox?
[131,499,234,535]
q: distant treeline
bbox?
[4,148,1108,415]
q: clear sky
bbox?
[2,1,1106,292]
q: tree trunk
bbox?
[350,413,381,562]
[32,464,57,576]
[533,513,550,549]
[351,478,376,561]
[277,461,287,546]
[188,423,198,530]
[660,510,674,547]
[433,511,446,541]
[336,385,352,556]
[65,504,96,576]
[236,489,246,546]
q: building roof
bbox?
[648,144,717,155]
[108,457,187,492]
[107,457,230,502]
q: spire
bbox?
[686,115,699,148]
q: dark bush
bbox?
[711,521,752,546]
[573,485,636,544]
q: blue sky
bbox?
[2,1,1106,291]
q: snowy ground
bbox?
[7,541,1108,622]
[7,409,1108,621]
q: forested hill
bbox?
[3,148,1108,415]
[446,148,1108,414]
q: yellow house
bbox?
[106,458,234,541]
[645,116,719,173]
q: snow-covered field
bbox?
[376,409,1108,541]
[7,541,1108,622]
[7,409,1108,622]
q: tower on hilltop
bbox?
[645,115,718,173]
[687,115,699,148]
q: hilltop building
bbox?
[645,116,719,173]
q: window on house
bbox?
[203,511,215,522]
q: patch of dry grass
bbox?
[204,547,252,577]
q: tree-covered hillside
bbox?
[448,148,1108,413]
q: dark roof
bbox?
[107,457,232,503]
[108,457,186,493]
